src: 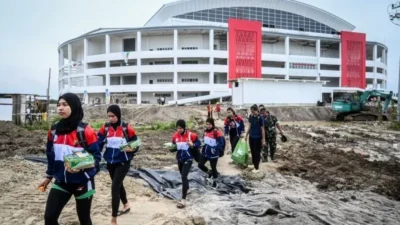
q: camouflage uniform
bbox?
[263,114,279,160]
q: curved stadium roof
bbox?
[145,0,355,32]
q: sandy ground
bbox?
[1,106,400,224]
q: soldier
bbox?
[260,108,284,162]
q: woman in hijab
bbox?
[38,92,101,225]
[171,119,201,209]
[97,105,139,225]
[198,118,224,188]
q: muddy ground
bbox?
[1,106,400,224]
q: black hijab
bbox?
[56,93,84,135]
[107,105,121,130]
[205,118,215,132]
[176,119,186,135]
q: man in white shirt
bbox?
[25,104,32,125]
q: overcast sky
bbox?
[0,0,398,98]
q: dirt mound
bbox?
[0,121,46,159]
[276,122,400,200]
[83,105,203,124]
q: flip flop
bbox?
[176,202,186,209]
[117,208,130,216]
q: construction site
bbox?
[0,103,400,225]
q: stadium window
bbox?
[123,38,136,52]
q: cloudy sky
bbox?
[0,0,399,98]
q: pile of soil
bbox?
[277,122,400,200]
[0,121,46,159]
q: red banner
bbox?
[228,19,262,87]
[340,31,366,88]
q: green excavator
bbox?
[331,89,393,121]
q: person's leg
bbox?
[110,163,130,217]
[74,178,95,225]
[262,136,269,161]
[44,185,72,225]
[253,138,262,170]
[209,158,218,179]
[181,160,192,200]
[198,155,209,174]
[75,196,93,225]
[249,137,256,166]
[230,135,240,153]
[270,134,277,160]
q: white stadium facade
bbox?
[58,0,388,105]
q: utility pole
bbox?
[46,68,51,118]
[398,58,400,122]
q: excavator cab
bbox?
[331,89,392,121]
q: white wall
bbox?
[110,36,123,53]
[289,43,317,56]
[262,42,285,54]
[178,72,209,84]
[232,79,323,105]
[142,35,173,51]
[214,73,227,84]
[88,93,105,104]
[72,46,84,61]
[88,39,105,55]
[178,34,209,50]
[71,77,84,87]
[141,92,173,104]
[87,75,105,86]
[141,73,174,84]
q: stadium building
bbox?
[58,0,388,105]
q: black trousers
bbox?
[249,137,262,170]
[229,135,240,153]
[44,178,94,225]
[107,162,130,217]
[198,155,218,179]
[207,112,213,118]
[178,160,193,199]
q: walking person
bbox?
[243,105,265,173]
[207,102,213,119]
[215,102,221,119]
[25,104,32,125]
[97,105,139,225]
[260,108,284,162]
[171,119,201,209]
[224,108,245,153]
[38,93,101,225]
[198,118,224,187]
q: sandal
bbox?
[117,208,130,216]
[176,201,186,209]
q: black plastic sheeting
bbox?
[25,157,251,200]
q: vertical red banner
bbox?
[228,19,262,87]
[340,31,366,88]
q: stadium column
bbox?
[68,44,72,90]
[285,36,290,80]
[373,44,378,89]
[174,29,178,102]
[83,39,88,93]
[316,39,321,81]
[209,29,214,85]
[137,31,142,105]
[339,42,342,86]
[106,35,110,88]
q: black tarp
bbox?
[25,157,251,200]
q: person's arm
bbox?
[189,133,201,149]
[84,126,101,173]
[237,116,245,136]
[275,117,284,135]
[127,124,139,154]
[45,130,55,180]
[216,131,224,151]
[224,118,229,136]
[96,125,106,152]
[260,117,266,145]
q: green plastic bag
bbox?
[120,139,141,152]
[64,151,95,170]
[163,142,177,152]
[231,139,248,165]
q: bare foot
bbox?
[122,202,130,211]
[111,217,117,225]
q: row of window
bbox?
[155,94,171,97]
[174,7,339,35]
[157,79,173,83]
